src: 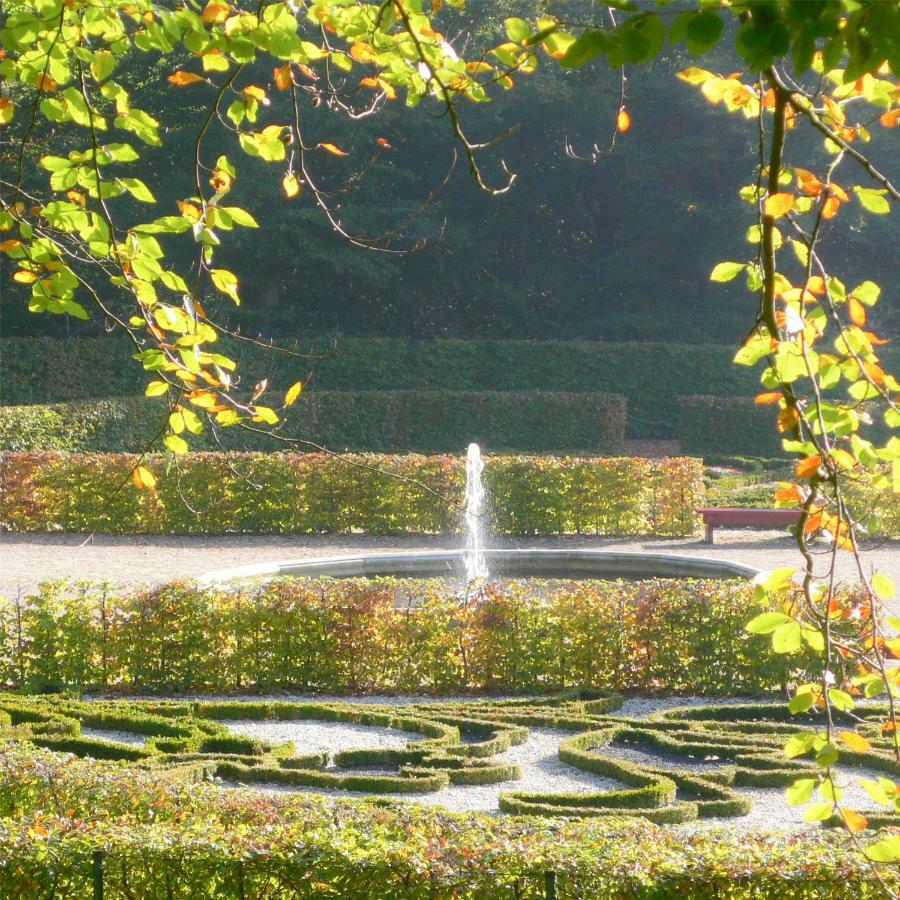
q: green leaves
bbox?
[710,262,745,283]
[745,611,791,634]
[854,187,890,214]
[238,126,286,162]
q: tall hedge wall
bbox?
[0,577,806,694]
[0,336,772,438]
[677,396,784,457]
[0,391,626,454]
[0,452,703,536]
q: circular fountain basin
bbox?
[197,549,760,584]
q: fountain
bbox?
[462,443,489,583]
[198,443,761,585]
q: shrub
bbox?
[0,391,627,454]
[0,577,813,694]
[678,396,784,457]
[0,745,893,899]
[0,451,704,536]
[0,335,775,438]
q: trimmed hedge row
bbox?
[0,452,703,535]
[0,336,774,438]
[1,746,893,899]
[678,396,784,457]
[0,578,812,694]
[0,391,627,454]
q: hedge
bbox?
[0,335,778,438]
[678,396,784,457]
[0,390,627,454]
[1,746,894,899]
[0,577,814,694]
[0,451,704,536]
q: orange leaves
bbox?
[168,71,205,87]
[0,239,22,252]
[880,109,900,128]
[775,483,805,504]
[35,74,58,92]
[209,167,232,193]
[843,808,869,832]
[616,108,632,133]
[796,455,823,478]
[132,466,157,490]
[201,1,230,24]
[318,142,348,157]
[777,405,800,433]
[282,173,301,198]
[848,297,867,326]
[376,137,393,150]
[273,65,293,91]
[795,168,824,196]
[755,391,782,405]
[764,192,794,218]
[836,730,871,753]
[349,42,378,63]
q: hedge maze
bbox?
[2,692,896,827]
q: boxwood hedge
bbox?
[0,390,627,454]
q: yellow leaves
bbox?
[796,455,823,478]
[168,71,205,87]
[755,391,782,405]
[132,465,157,490]
[0,96,13,125]
[764,192,794,218]
[318,142,348,157]
[842,808,869,832]
[13,270,36,284]
[201,1,230,24]
[241,85,269,105]
[282,173,301,198]
[466,61,494,74]
[616,108,632,133]
[836,730,870,753]
[777,405,800,433]
[145,381,168,397]
[177,201,201,222]
[848,297,867,326]
[829,448,856,471]
[349,42,377,63]
[676,67,716,85]
[284,381,303,406]
[273,64,293,91]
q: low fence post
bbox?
[92,849,104,900]
[544,870,557,900]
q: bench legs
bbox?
[704,521,715,544]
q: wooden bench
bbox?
[697,507,803,544]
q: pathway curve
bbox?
[2,530,898,598]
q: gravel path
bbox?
[3,531,899,599]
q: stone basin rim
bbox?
[197,549,761,584]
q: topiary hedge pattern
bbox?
[0,451,704,536]
[0,694,896,831]
[0,577,812,695]
[0,390,627,454]
[0,744,892,899]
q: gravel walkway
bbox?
[3,531,899,599]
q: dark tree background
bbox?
[2,1,896,345]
